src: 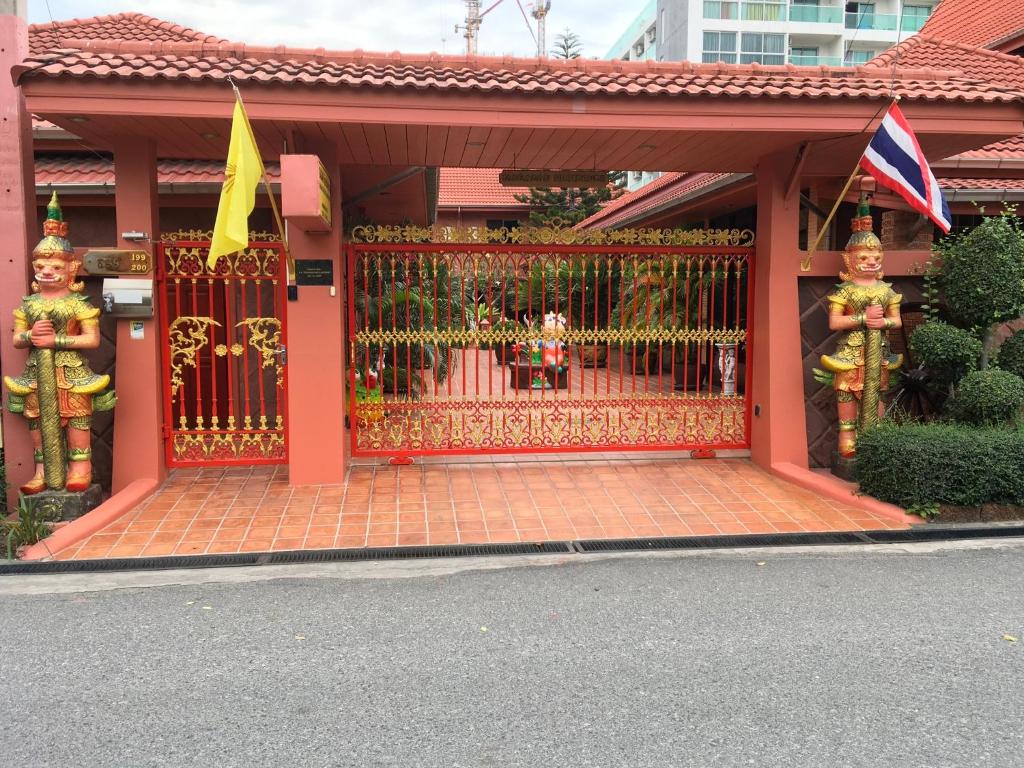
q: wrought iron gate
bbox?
[347,225,753,458]
[159,237,288,466]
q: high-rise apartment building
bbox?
[607,0,939,187]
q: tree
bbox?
[551,28,582,59]
[935,213,1024,368]
[513,177,625,228]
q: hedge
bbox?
[854,422,1024,508]
[946,369,1024,426]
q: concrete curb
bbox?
[21,479,159,561]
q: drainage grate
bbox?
[575,532,865,553]
[1,525,1022,576]
[0,540,573,575]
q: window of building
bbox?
[486,219,521,231]
[646,25,657,43]
[845,1,876,28]
[741,1,786,21]
[901,4,931,30]
[740,32,785,64]
[660,8,667,42]
[702,31,738,63]
[634,39,645,57]
[790,46,818,65]
[703,1,738,20]
[843,48,876,64]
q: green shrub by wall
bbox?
[909,321,981,384]
[946,369,1024,426]
[997,330,1024,380]
[855,422,1024,508]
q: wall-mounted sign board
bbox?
[82,249,152,276]
[295,259,334,286]
[498,170,609,188]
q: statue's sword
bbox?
[859,302,883,434]
[35,312,67,490]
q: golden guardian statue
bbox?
[819,196,903,458]
[4,193,115,495]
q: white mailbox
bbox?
[101,278,154,318]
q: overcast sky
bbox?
[28,0,642,59]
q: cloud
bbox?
[29,0,645,58]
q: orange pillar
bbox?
[111,137,166,491]
[750,149,809,470]
[286,144,346,485]
[0,2,35,508]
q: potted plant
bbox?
[489,317,524,366]
[475,304,492,349]
[565,255,618,368]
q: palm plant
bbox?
[352,255,469,398]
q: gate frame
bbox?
[346,236,755,459]
[157,238,291,468]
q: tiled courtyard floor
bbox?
[53,458,908,560]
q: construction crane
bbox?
[529,1,552,58]
[455,0,548,57]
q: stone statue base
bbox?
[20,484,103,522]
[831,452,856,482]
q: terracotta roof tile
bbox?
[955,136,1024,158]
[437,168,530,208]
[28,12,229,55]
[872,35,1024,89]
[15,42,1021,104]
[920,0,1024,50]
[939,176,1024,190]
[576,172,746,230]
[34,155,279,185]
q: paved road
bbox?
[1,541,1022,768]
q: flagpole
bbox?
[230,81,296,283]
[800,161,863,272]
[800,97,899,272]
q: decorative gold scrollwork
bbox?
[168,317,220,398]
[164,244,282,278]
[161,230,281,243]
[237,317,284,387]
[349,224,755,248]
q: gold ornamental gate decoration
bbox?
[158,233,288,466]
[346,224,754,458]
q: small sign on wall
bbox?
[295,259,334,286]
[129,320,145,340]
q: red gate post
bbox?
[111,137,166,491]
[750,148,809,470]
[286,142,346,485]
[0,1,35,507]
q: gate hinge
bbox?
[690,448,717,459]
[389,455,415,466]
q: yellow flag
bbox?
[208,96,265,269]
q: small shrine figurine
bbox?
[4,193,116,495]
[819,196,902,458]
[515,312,567,389]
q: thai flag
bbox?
[859,103,952,234]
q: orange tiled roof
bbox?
[919,0,1024,50]
[576,172,747,230]
[955,135,1024,158]
[939,176,1024,190]
[34,155,279,185]
[14,40,1022,105]
[28,12,229,55]
[872,34,1024,89]
[437,168,530,208]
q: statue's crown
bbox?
[33,191,73,258]
[845,193,881,253]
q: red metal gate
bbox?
[347,225,753,458]
[158,238,289,466]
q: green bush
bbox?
[909,321,980,384]
[997,330,1024,380]
[855,422,1024,508]
[947,369,1024,426]
[936,214,1024,333]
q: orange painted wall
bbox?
[111,138,166,491]
[0,13,36,507]
[286,142,347,485]
[749,150,809,470]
